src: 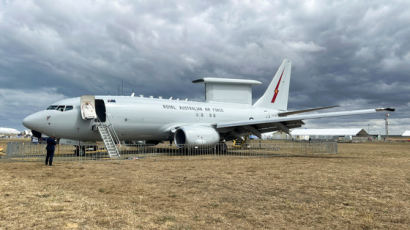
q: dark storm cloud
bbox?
[0,0,409,133]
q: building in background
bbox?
[290,128,369,142]
[261,131,291,140]
[262,128,371,142]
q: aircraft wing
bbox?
[216,108,394,138]
[277,105,339,117]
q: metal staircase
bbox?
[96,121,121,159]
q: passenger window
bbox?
[65,106,73,111]
[57,105,65,112]
[47,105,58,110]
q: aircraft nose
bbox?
[22,112,43,130]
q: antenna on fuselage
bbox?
[131,92,135,97]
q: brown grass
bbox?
[0,142,409,229]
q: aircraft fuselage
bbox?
[23,96,280,142]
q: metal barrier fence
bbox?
[1,140,337,162]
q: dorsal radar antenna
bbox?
[192,77,261,105]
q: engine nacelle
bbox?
[174,125,220,148]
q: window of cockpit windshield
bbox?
[47,105,58,110]
[57,105,65,112]
[65,106,73,111]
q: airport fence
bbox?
[0,140,337,162]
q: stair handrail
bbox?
[95,118,120,158]
[105,115,121,147]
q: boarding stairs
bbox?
[95,121,121,159]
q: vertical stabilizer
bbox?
[254,59,291,111]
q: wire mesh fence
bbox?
[0,140,337,162]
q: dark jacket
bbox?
[46,137,57,152]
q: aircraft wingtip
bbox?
[376,108,395,112]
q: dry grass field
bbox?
[0,142,409,229]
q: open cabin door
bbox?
[80,95,106,122]
[80,95,97,120]
[95,99,106,122]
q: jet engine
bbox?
[174,126,220,147]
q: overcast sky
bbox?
[0,0,409,134]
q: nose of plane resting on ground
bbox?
[22,112,44,131]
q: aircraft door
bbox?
[80,95,97,120]
[95,99,106,122]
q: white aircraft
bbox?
[0,127,20,136]
[22,59,393,151]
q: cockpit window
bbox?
[57,105,65,112]
[47,105,58,110]
[47,105,74,111]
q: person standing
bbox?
[45,136,57,166]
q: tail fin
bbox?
[253,59,291,111]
